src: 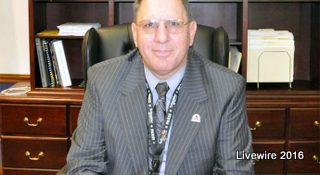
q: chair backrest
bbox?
[82,23,229,84]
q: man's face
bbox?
[132,0,197,79]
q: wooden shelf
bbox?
[28,0,319,94]
[28,87,84,97]
[246,80,320,91]
[229,39,242,46]
[37,30,84,39]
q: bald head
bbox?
[133,0,192,22]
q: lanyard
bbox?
[146,81,182,173]
[146,81,181,146]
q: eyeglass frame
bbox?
[134,19,191,34]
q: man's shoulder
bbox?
[189,50,246,103]
[189,49,245,95]
[205,59,243,82]
[190,49,244,85]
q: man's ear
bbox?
[131,22,138,48]
[188,20,197,46]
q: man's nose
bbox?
[154,23,169,43]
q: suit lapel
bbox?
[117,52,149,174]
[166,50,209,175]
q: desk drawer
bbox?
[2,136,68,169]
[287,141,320,173]
[252,142,285,174]
[248,108,286,139]
[1,104,67,136]
[289,108,320,139]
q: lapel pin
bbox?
[191,114,201,123]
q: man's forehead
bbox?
[136,0,187,21]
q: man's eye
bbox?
[143,22,157,28]
[167,21,181,27]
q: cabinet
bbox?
[248,1,319,86]
[248,108,287,173]
[0,104,67,174]
[28,0,319,93]
[288,108,320,173]
[29,0,248,94]
[0,96,82,174]
[246,92,320,174]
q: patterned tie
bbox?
[154,82,169,143]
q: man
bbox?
[60,0,253,174]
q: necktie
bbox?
[149,82,169,174]
[154,82,169,143]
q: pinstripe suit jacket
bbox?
[61,48,254,175]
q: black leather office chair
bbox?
[82,23,229,85]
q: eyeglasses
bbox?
[136,19,190,34]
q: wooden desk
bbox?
[0,82,319,174]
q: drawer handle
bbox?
[314,121,320,128]
[24,117,43,127]
[25,151,44,161]
[313,155,320,164]
[250,121,262,131]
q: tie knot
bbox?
[155,82,169,97]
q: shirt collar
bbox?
[144,65,186,96]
